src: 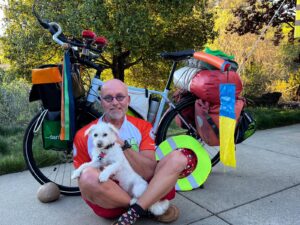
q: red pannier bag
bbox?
[194,98,244,146]
[190,70,243,104]
[173,90,196,129]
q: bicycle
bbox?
[23,6,230,196]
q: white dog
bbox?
[71,122,169,216]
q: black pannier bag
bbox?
[235,110,256,144]
[29,64,62,111]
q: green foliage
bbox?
[208,0,300,99]
[0,72,39,126]
[247,107,300,130]
[0,124,26,175]
[226,0,295,44]
[267,69,300,101]
[0,154,26,175]
[242,62,270,96]
[1,0,216,83]
[0,136,9,155]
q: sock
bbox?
[113,203,146,225]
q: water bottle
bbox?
[147,97,159,124]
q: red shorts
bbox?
[83,188,176,219]
[178,148,198,179]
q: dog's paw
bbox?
[71,170,81,179]
[149,200,170,216]
[98,172,110,182]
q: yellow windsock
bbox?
[219,84,236,168]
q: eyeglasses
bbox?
[101,95,127,103]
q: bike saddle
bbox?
[160,49,195,61]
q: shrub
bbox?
[0,76,39,127]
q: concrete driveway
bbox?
[1,124,300,225]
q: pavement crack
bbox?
[178,182,300,224]
[215,182,300,215]
[178,192,233,225]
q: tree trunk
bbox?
[111,51,130,81]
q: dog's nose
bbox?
[97,142,103,148]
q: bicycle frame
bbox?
[48,17,230,139]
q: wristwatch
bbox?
[122,140,132,151]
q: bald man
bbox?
[73,79,188,224]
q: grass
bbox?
[247,107,300,130]
[0,106,299,176]
[0,125,27,175]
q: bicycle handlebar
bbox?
[32,4,103,54]
[49,22,65,46]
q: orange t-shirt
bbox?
[73,115,155,168]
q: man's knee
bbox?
[78,168,111,201]
[161,150,187,173]
[79,168,98,191]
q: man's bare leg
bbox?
[137,150,187,209]
[111,151,187,225]
[78,167,131,208]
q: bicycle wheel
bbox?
[155,96,220,167]
[23,110,98,196]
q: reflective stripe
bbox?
[177,176,192,190]
[295,20,300,26]
[156,147,165,159]
[187,174,199,188]
[167,138,177,150]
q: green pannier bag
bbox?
[42,119,70,150]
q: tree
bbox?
[1,0,216,82]
[226,0,296,44]
[208,0,299,99]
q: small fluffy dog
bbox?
[71,122,169,216]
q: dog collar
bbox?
[103,143,115,150]
[98,152,106,160]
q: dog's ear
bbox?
[84,124,96,136]
[107,123,119,135]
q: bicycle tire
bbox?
[23,110,99,196]
[155,95,221,167]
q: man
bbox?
[73,79,190,224]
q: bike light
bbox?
[82,30,96,42]
[95,36,108,48]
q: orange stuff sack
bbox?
[194,99,244,146]
[190,70,243,104]
[32,67,62,84]
[29,65,62,111]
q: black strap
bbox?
[205,113,219,138]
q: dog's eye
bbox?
[103,133,107,137]
[94,133,98,137]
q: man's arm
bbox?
[123,149,156,181]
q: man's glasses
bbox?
[101,95,127,103]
